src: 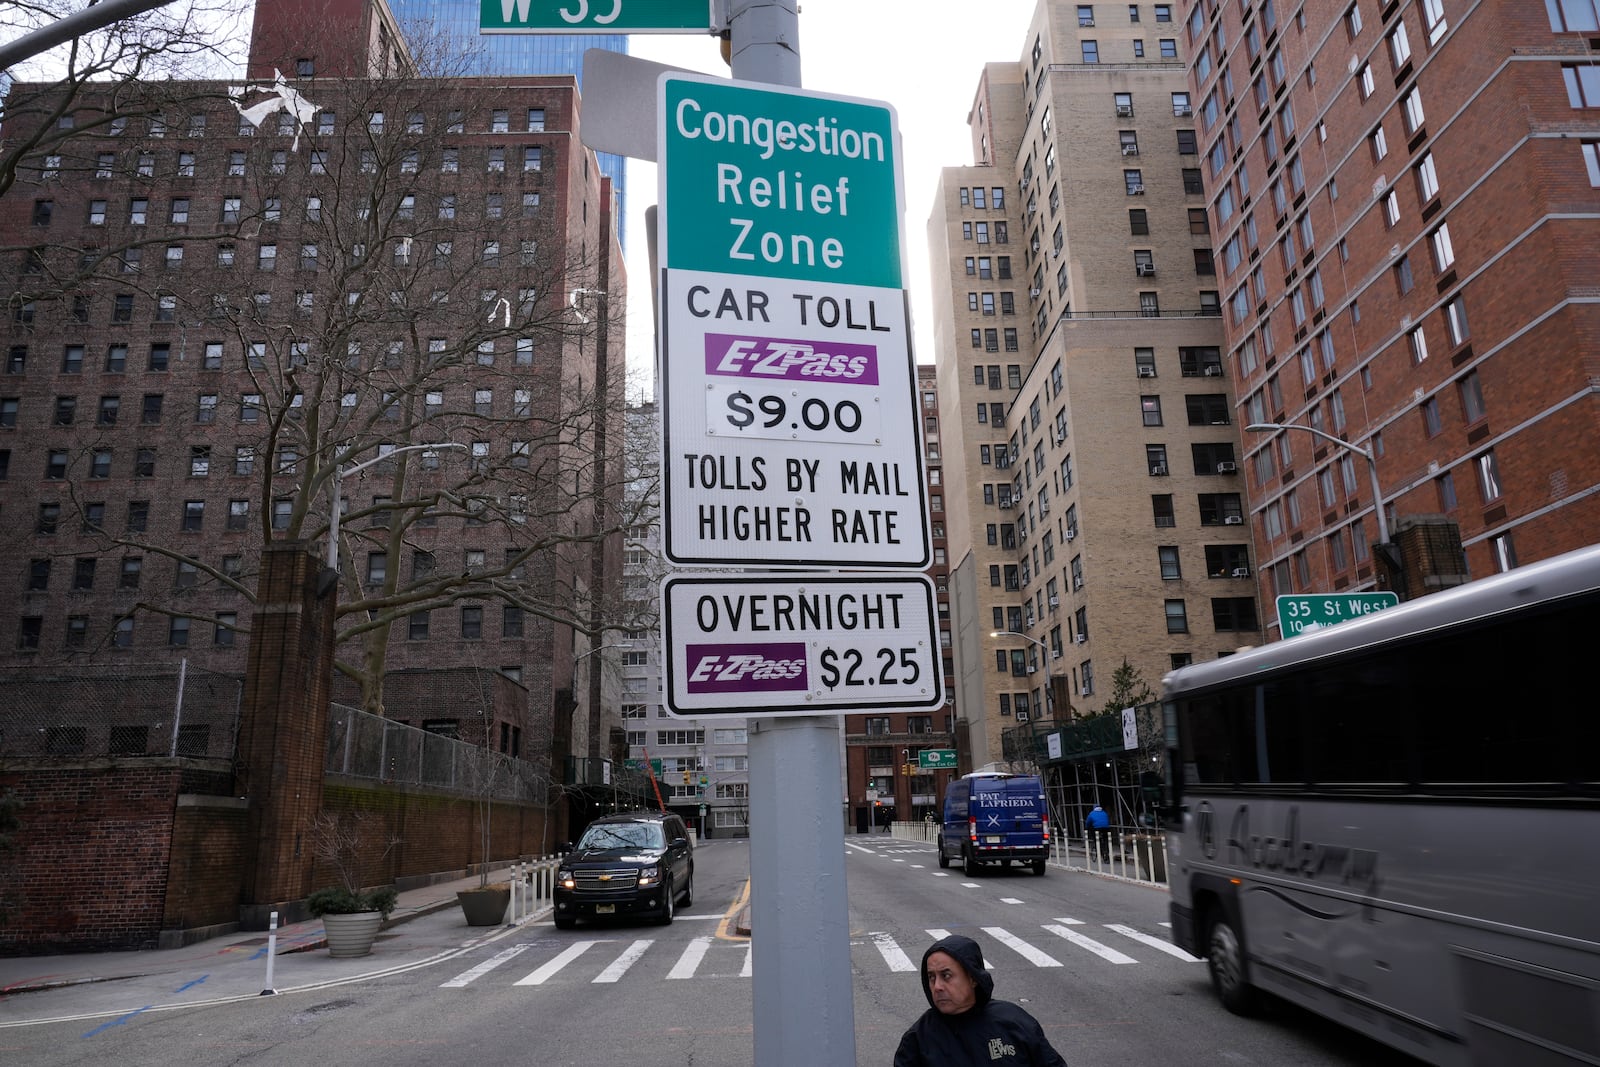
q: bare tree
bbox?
[13,45,656,714]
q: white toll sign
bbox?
[662,573,944,716]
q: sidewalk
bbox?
[0,868,549,1027]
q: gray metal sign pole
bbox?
[727,2,859,1063]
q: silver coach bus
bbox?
[1162,544,1600,1066]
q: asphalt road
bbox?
[0,836,1426,1066]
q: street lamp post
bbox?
[325,442,468,571]
[991,630,1056,721]
[1244,422,1389,545]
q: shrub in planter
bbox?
[306,886,399,918]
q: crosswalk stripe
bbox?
[593,939,654,983]
[869,932,917,972]
[1042,924,1136,964]
[1050,916,1085,925]
[741,943,753,977]
[1104,924,1202,962]
[441,944,530,988]
[926,928,993,968]
[983,927,1062,967]
[667,935,714,980]
[515,940,600,985]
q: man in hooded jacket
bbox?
[893,934,1069,1066]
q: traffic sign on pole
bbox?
[657,72,928,569]
[1275,592,1400,636]
[917,749,957,770]
[662,573,944,716]
[479,0,712,34]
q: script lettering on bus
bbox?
[1225,804,1381,895]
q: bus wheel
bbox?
[1206,916,1259,1015]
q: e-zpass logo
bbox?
[686,642,808,695]
[704,333,879,385]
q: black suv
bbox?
[553,811,694,929]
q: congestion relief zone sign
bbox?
[657,71,930,569]
[662,574,945,716]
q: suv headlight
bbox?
[636,862,662,887]
[557,868,574,889]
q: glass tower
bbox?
[388,1,629,239]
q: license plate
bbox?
[985,836,1002,844]
[595,904,615,914]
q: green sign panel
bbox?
[624,758,664,774]
[1276,592,1400,637]
[480,0,710,34]
[918,749,957,770]
[660,73,904,288]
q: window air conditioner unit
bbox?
[1224,515,1244,524]
[1029,288,1041,297]
[1052,650,1063,659]
[1081,17,1095,26]
[1020,176,1032,191]
[1080,685,1092,696]
[1075,633,1088,644]
[1065,526,1078,541]
[1151,463,1167,476]
[1204,364,1223,375]
[1072,576,1084,590]
[1122,144,1140,156]
[1217,461,1238,473]
[1027,665,1038,674]
[1040,502,1050,515]
[999,499,1014,509]
[1136,264,1156,276]
[1048,595,1059,607]
[1129,184,1146,195]
[1231,567,1251,578]
[1177,105,1193,117]
[1116,104,1134,117]
[1137,365,1157,378]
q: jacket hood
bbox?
[919,934,994,1012]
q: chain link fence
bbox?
[325,703,551,801]
[0,661,242,760]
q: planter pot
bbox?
[321,911,384,958]
[457,885,511,927]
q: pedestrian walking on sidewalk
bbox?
[893,934,1069,1066]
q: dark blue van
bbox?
[937,772,1050,876]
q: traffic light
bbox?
[868,777,877,789]
[682,770,692,785]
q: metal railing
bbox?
[888,822,1168,887]
[325,703,548,801]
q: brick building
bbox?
[1188,0,1600,624]
[931,0,1246,770]
[842,364,961,829]
[1,0,629,774]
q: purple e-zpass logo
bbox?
[686,642,808,695]
[704,333,879,385]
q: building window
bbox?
[1164,599,1189,633]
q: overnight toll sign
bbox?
[658,73,928,569]
[662,574,944,716]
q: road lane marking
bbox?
[1104,924,1203,962]
[442,944,530,988]
[1050,916,1085,925]
[514,941,599,985]
[741,944,752,977]
[667,935,714,979]
[869,932,917,972]
[1042,925,1136,964]
[593,939,654,982]
[1000,897,1024,904]
[983,927,1061,967]
[961,882,980,888]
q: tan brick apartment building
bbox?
[1,0,629,769]
[1190,0,1600,617]
[932,1,1247,769]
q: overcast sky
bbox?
[623,1,1040,396]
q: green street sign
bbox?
[480,0,711,34]
[918,749,957,770]
[1276,592,1399,637]
[660,73,905,288]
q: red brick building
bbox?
[1186,0,1600,630]
[1,0,628,761]
[842,364,960,830]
